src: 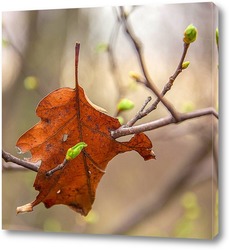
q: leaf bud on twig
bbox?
[117,98,135,112]
[129,71,141,81]
[183,24,197,44]
[66,142,87,161]
[182,61,190,69]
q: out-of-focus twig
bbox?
[109,136,213,235]
[107,11,125,98]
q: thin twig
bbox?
[125,42,190,127]
[122,96,152,127]
[108,9,123,88]
[46,159,68,176]
[119,7,155,88]
[119,7,180,121]
[2,149,39,172]
[145,43,190,111]
[111,107,218,139]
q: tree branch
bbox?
[46,159,68,176]
[125,42,190,127]
[2,149,39,172]
[2,107,218,172]
[111,107,218,139]
[119,7,180,121]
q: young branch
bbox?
[125,42,190,128]
[46,159,68,176]
[111,107,218,139]
[2,149,39,172]
[119,7,180,121]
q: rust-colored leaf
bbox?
[16,43,155,216]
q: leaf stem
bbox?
[75,42,80,87]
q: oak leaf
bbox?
[16,43,155,216]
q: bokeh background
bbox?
[2,2,218,239]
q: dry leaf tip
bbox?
[16,203,33,214]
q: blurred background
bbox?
[2,2,218,239]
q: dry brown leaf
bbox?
[16,43,155,215]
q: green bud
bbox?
[216,28,219,47]
[129,71,141,81]
[181,101,195,113]
[182,61,190,69]
[95,43,108,53]
[66,142,87,161]
[24,76,38,90]
[183,24,197,44]
[117,98,134,112]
